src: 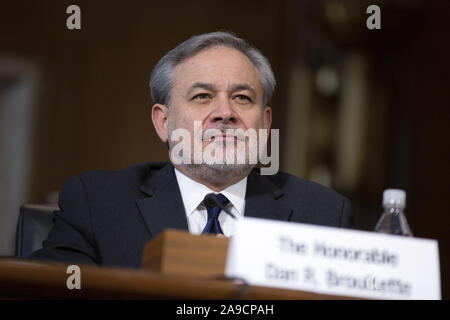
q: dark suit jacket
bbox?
[30,162,354,268]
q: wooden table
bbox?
[0,258,347,299]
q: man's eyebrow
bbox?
[230,83,256,96]
[186,82,217,96]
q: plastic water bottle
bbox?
[374,189,413,236]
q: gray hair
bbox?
[150,31,276,107]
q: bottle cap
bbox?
[383,189,406,208]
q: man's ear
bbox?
[264,106,272,131]
[151,104,170,143]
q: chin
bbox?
[183,163,254,184]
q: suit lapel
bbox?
[244,169,293,222]
[136,164,293,238]
[136,163,189,238]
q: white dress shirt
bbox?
[174,168,247,237]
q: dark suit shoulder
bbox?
[252,169,354,228]
[30,162,170,267]
[259,170,344,201]
[73,162,167,193]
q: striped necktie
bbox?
[201,193,230,235]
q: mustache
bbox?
[201,127,247,141]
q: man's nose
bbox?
[210,96,237,124]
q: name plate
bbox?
[225,217,441,300]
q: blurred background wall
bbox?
[1,0,449,298]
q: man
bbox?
[30,31,354,267]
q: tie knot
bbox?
[202,193,230,209]
[201,193,230,235]
[215,193,230,207]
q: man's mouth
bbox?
[202,128,247,142]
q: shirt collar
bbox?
[174,168,247,217]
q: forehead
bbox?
[172,46,263,93]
